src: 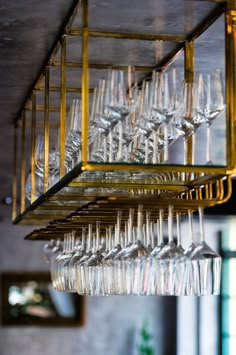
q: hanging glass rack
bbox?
[11,0,236,238]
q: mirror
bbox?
[0,272,86,326]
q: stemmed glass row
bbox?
[25,67,225,200]
[88,67,224,166]
[43,205,221,296]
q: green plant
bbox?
[137,319,155,355]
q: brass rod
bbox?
[83,162,229,174]
[20,110,26,213]
[184,41,194,83]
[24,214,70,220]
[205,184,209,200]
[52,60,154,72]
[48,195,98,201]
[15,177,229,225]
[60,35,66,178]
[68,29,186,42]
[184,41,194,166]
[81,0,89,163]
[225,1,236,170]
[68,181,188,191]
[31,91,36,203]
[44,67,50,192]
[12,125,18,220]
[37,205,82,211]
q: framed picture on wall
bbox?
[0,272,86,327]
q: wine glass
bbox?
[158,205,185,295]
[102,224,122,295]
[190,207,222,295]
[65,98,82,169]
[173,80,204,166]
[84,222,105,295]
[25,169,44,202]
[68,229,87,292]
[152,69,182,162]
[75,225,93,294]
[34,132,60,187]
[183,210,199,295]
[129,206,151,295]
[195,70,225,165]
[43,239,56,263]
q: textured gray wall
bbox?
[0,205,169,355]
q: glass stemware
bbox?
[195,70,225,165]
[190,207,222,295]
[34,132,60,186]
[183,210,198,295]
[65,98,82,169]
[174,80,204,166]
[43,239,56,263]
[102,224,122,295]
[44,205,222,297]
[158,206,185,295]
[68,229,86,292]
[152,69,181,162]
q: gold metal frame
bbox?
[12,0,236,235]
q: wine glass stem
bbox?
[117,121,123,161]
[206,124,211,163]
[182,138,187,181]
[108,225,112,250]
[164,124,169,162]
[199,207,205,243]
[88,224,92,251]
[168,205,174,243]
[159,209,164,245]
[103,137,107,162]
[129,208,134,242]
[183,137,187,165]
[109,131,113,163]
[188,210,194,243]
[192,132,195,165]
[145,138,149,164]
[137,205,143,241]
[146,212,151,246]
[153,132,157,164]
[176,213,181,246]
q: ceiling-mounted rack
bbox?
[11,0,236,239]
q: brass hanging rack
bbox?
[11,0,236,239]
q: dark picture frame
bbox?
[0,272,86,327]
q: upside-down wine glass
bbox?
[190,207,222,295]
